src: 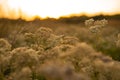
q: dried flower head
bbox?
[24,33,36,44]
[46,34,64,49]
[35,27,53,40]
[52,44,74,53]
[62,36,79,45]
[10,47,39,69]
[47,44,75,59]
[0,38,11,54]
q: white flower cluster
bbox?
[85,19,108,33]
[85,18,94,27]
[94,19,108,27]
[24,27,54,50]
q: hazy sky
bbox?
[0,0,120,20]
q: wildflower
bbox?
[64,43,95,58]
[62,36,79,45]
[35,27,53,40]
[30,44,44,54]
[94,19,108,27]
[24,33,36,45]
[85,18,94,27]
[61,43,96,72]
[0,38,11,54]
[100,19,108,27]
[85,19,108,33]
[46,34,64,50]
[89,25,101,33]
[52,44,74,53]
[49,44,74,58]
[10,47,39,69]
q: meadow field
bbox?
[0,15,120,80]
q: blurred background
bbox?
[0,0,120,20]
[0,0,120,35]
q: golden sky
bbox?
[0,0,120,20]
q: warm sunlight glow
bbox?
[0,0,120,20]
